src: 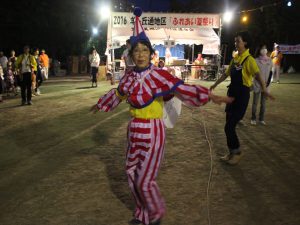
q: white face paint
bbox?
[260,48,268,56]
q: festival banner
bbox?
[111,12,220,29]
[279,44,300,54]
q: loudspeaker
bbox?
[163,40,175,47]
[111,40,121,49]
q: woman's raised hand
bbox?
[209,83,217,91]
[208,93,234,105]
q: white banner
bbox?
[279,44,300,54]
[202,43,220,55]
[111,12,220,29]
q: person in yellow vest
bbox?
[210,31,274,165]
[15,45,37,105]
[270,44,283,83]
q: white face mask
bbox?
[260,48,268,56]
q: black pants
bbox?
[35,79,43,91]
[91,67,98,83]
[0,77,4,94]
[21,72,32,102]
[225,87,250,153]
[35,71,43,91]
[14,74,21,87]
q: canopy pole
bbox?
[217,16,222,78]
[192,44,195,63]
[108,13,116,79]
[106,12,113,76]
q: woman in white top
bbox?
[88,48,100,87]
[251,44,273,125]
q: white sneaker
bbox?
[259,121,266,125]
[220,154,231,162]
[251,120,256,125]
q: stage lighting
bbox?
[223,12,234,23]
[92,27,98,35]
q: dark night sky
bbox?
[0,0,299,62]
[131,0,245,12]
[131,0,171,11]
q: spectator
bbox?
[0,51,8,74]
[88,48,100,87]
[31,48,38,96]
[8,50,17,72]
[8,50,19,90]
[158,59,167,70]
[5,63,16,96]
[32,48,43,95]
[15,45,37,105]
[39,49,49,80]
[251,44,273,125]
[158,59,175,75]
[270,44,283,84]
[121,39,135,71]
[0,65,4,102]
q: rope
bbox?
[183,105,213,225]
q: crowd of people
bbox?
[0,46,49,104]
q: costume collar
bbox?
[134,63,152,73]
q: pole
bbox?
[192,44,195,63]
[217,15,222,78]
[223,44,227,66]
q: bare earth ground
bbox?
[0,74,299,225]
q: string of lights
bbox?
[238,0,293,14]
[223,0,294,24]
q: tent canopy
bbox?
[108,12,221,55]
[110,27,219,46]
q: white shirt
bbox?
[122,49,135,67]
[0,65,4,79]
[21,54,32,73]
[0,56,8,69]
[254,57,273,93]
[89,53,100,68]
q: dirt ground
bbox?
[0,74,299,225]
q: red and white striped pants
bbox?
[126,118,166,225]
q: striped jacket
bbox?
[97,64,210,113]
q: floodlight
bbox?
[92,27,98,35]
[223,12,234,23]
[100,5,111,19]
